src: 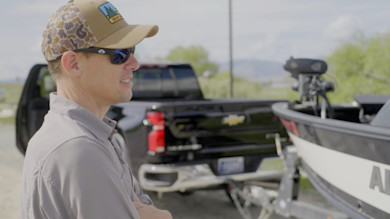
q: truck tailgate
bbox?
[159,99,287,155]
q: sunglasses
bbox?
[72,47,136,64]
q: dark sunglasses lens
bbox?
[112,49,130,64]
[111,47,136,64]
[129,47,135,55]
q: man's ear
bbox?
[61,51,82,77]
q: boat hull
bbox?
[272,102,390,218]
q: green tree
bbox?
[165,45,219,77]
[326,31,390,103]
[198,71,263,98]
[160,45,291,99]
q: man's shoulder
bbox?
[34,135,115,184]
[40,136,119,191]
[44,136,112,168]
[25,112,111,170]
[27,112,86,154]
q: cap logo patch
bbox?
[99,2,123,24]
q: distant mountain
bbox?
[219,59,289,81]
[0,78,25,84]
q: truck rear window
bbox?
[174,67,201,97]
[132,66,203,100]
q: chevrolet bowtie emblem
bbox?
[222,114,245,126]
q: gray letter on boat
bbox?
[370,166,384,193]
[386,169,390,195]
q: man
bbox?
[20,0,172,218]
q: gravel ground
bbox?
[0,122,341,219]
[0,123,24,219]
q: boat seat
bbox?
[370,99,390,128]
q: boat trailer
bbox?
[226,143,350,219]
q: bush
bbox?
[326,31,390,103]
[198,71,295,100]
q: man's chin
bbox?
[122,94,133,103]
[111,95,132,105]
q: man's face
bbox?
[77,52,139,106]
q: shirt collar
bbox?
[49,93,117,142]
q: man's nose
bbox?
[125,54,140,71]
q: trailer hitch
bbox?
[227,146,350,219]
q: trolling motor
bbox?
[284,57,335,118]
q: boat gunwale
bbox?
[272,102,390,141]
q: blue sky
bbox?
[1,0,389,81]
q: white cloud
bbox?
[323,15,358,40]
[13,1,58,16]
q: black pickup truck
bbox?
[16,62,288,194]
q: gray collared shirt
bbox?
[20,93,151,219]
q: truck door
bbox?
[16,64,55,154]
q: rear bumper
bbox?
[138,162,283,193]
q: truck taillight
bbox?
[147,112,165,153]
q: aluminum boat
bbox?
[272,58,390,219]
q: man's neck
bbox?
[56,84,109,120]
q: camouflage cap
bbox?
[42,0,158,61]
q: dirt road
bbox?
[0,123,24,219]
